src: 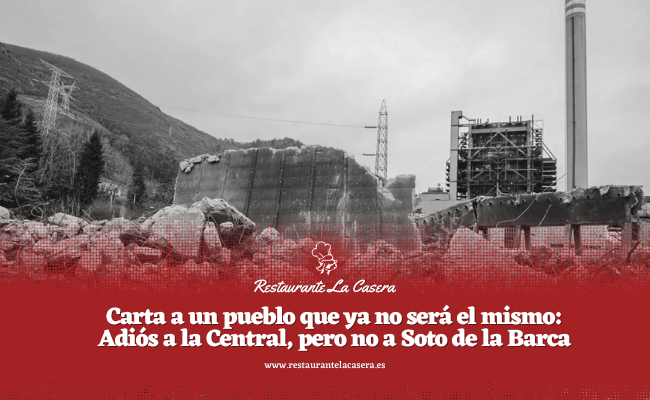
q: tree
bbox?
[130,166,147,204]
[73,130,104,206]
[0,117,24,205]
[212,144,224,154]
[101,137,133,187]
[0,90,45,207]
[21,109,42,173]
[0,89,22,124]
[0,117,40,207]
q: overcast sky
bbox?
[2,0,649,194]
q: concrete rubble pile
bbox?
[443,227,650,288]
[0,199,648,289]
[0,197,254,284]
[444,228,556,288]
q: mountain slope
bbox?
[0,42,303,205]
[0,42,226,159]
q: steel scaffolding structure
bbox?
[446,112,557,200]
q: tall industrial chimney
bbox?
[566,0,588,190]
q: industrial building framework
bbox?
[446,111,557,200]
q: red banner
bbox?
[1,281,649,397]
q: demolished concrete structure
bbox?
[174,146,420,254]
[415,185,645,256]
[2,196,650,292]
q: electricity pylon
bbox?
[59,81,77,113]
[375,99,388,182]
[39,59,73,137]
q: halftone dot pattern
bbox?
[1,200,650,397]
[0,207,649,294]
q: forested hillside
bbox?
[0,42,302,216]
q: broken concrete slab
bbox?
[99,218,148,247]
[0,233,16,252]
[24,221,48,240]
[202,221,222,252]
[47,238,84,271]
[147,206,206,259]
[446,228,554,286]
[192,197,255,246]
[415,186,645,255]
[33,238,55,255]
[15,250,47,273]
[101,217,130,233]
[0,250,8,267]
[141,205,189,233]
[474,186,643,227]
[174,146,420,254]
[0,206,10,220]
[47,224,64,240]
[63,222,81,238]
[130,245,163,264]
[272,239,299,259]
[48,213,87,227]
[416,186,643,230]
[180,154,222,173]
[83,222,105,235]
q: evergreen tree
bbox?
[0,117,23,205]
[0,89,23,124]
[131,166,147,204]
[0,117,39,207]
[73,131,104,206]
[21,109,42,172]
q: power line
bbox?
[158,104,367,129]
[24,95,171,131]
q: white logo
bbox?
[311,241,338,275]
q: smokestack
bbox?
[566,0,588,190]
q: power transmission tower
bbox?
[374,99,388,182]
[59,81,77,113]
[39,59,73,137]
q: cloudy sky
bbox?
[2,0,649,194]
